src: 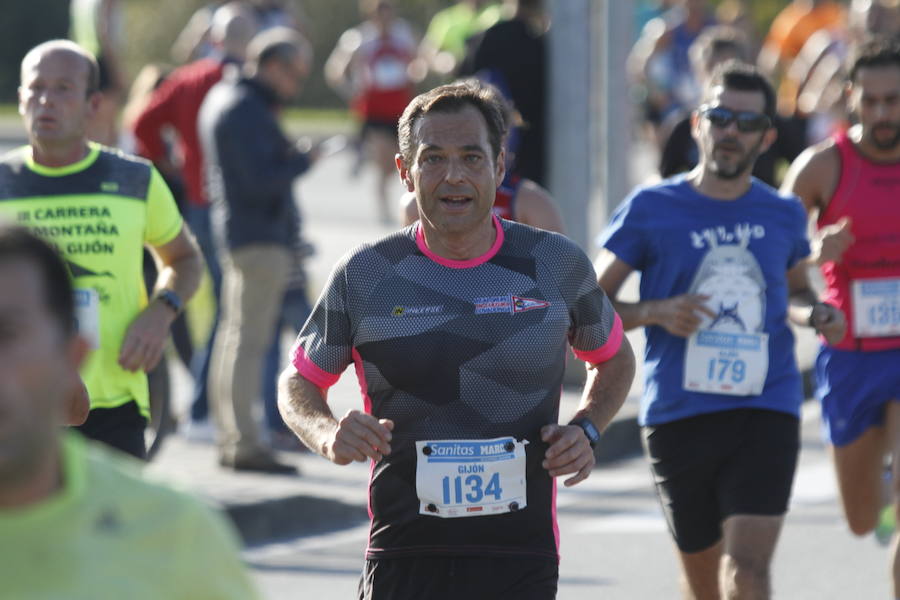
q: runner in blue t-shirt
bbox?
[596,61,845,599]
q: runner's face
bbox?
[18,49,96,147]
[402,105,504,236]
[849,65,900,151]
[0,258,80,484]
[693,86,772,180]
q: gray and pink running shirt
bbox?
[291,216,623,560]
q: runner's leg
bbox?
[720,514,784,599]
[885,401,900,597]
[678,542,723,600]
[832,426,886,535]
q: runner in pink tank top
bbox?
[818,131,900,351]
[781,37,900,596]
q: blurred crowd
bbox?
[630,0,900,186]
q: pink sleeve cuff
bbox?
[573,313,624,365]
[291,346,341,389]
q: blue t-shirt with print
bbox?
[599,175,811,426]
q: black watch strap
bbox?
[569,417,601,449]
[154,289,183,315]
[807,301,830,330]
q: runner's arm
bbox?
[516,180,565,234]
[324,30,359,103]
[786,259,845,344]
[594,248,714,335]
[278,366,394,465]
[542,335,635,487]
[781,143,851,266]
[119,225,203,372]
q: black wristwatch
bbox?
[154,289,183,315]
[569,417,601,449]
[807,301,831,330]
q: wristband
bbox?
[569,417,601,449]
[154,289,183,315]
[807,302,830,330]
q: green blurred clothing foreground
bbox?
[0,433,260,600]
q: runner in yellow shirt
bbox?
[0,39,203,459]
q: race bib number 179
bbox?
[683,330,768,396]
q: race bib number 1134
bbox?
[415,437,528,519]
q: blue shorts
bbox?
[815,346,900,446]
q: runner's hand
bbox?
[118,301,175,372]
[541,424,595,487]
[327,409,394,465]
[651,294,717,337]
[810,302,846,345]
[815,217,854,265]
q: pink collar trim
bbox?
[415,214,504,269]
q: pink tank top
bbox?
[818,131,900,351]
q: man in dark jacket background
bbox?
[199,26,314,473]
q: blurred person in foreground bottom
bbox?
[0,223,259,600]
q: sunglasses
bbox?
[699,105,772,133]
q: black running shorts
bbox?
[642,408,800,553]
[358,555,558,600]
[75,400,147,460]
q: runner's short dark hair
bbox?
[847,36,900,83]
[704,60,776,121]
[398,82,507,166]
[0,222,75,336]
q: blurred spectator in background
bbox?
[659,26,807,185]
[0,223,259,600]
[714,0,762,56]
[200,28,315,473]
[250,0,308,32]
[69,0,125,146]
[459,0,549,186]
[420,0,503,77]
[171,2,228,64]
[634,0,679,42]
[628,0,718,150]
[757,0,846,119]
[172,0,306,64]
[133,2,258,441]
[326,0,423,225]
